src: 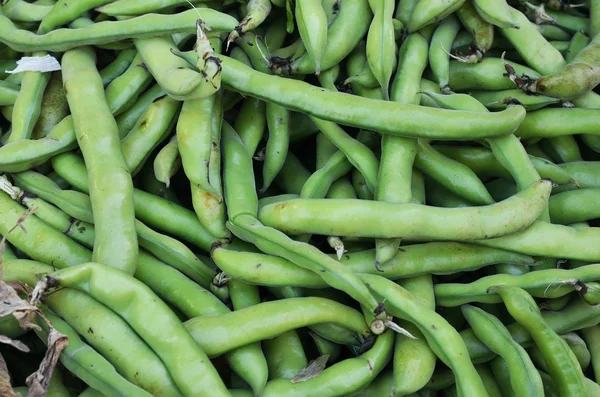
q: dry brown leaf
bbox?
[25,328,68,397]
[0,335,29,353]
[0,351,19,397]
[291,355,330,383]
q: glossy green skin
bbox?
[274,151,311,194]
[475,364,504,397]
[178,96,228,238]
[516,108,600,139]
[408,0,466,32]
[222,122,259,221]
[491,286,587,397]
[50,152,222,251]
[0,191,92,268]
[258,331,393,397]
[0,116,77,173]
[221,56,527,139]
[0,9,238,52]
[121,95,180,175]
[360,275,488,397]
[565,32,591,63]
[546,9,589,33]
[38,0,115,33]
[471,89,561,111]
[448,58,540,91]
[0,80,19,106]
[295,0,328,74]
[366,0,396,99]
[310,118,379,193]
[235,98,266,156]
[415,140,494,205]
[153,136,181,186]
[582,325,600,382]
[229,214,382,325]
[549,188,600,224]
[50,262,231,397]
[135,36,220,101]
[258,179,551,239]
[301,150,352,198]
[529,332,591,371]
[98,0,211,16]
[344,40,381,88]
[473,0,519,28]
[263,102,290,190]
[462,305,543,396]
[30,71,68,140]
[227,0,272,44]
[429,14,461,90]
[100,49,137,86]
[436,146,574,185]
[116,84,166,138]
[501,8,566,75]
[105,54,154,117]
[8,60,51,142]
[227,280,268,396]
[463,298,600,364]
[46,288,183,396]
[559,162,600,190]
[393,276,436,395]
[291,0,372,74]
[3,0,51,22]
[36,311,153,397]
[436,264,600,306]
[62,47,138,274]
[184,297,369,356]
[264,330,308,379]
[475,220,600,261]
[542,136,582,163]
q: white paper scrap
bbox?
[5,55,61,74]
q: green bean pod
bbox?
[366,0,396,99]
[343,41,380,88]
[3,0,52,22]
[0,80,19,106]
[219,56,528,140]
[408,0,466,33]
[456,1,494,63]
[264,330,308,379]
[295,0,328,74]
[436,264,600,306]
[471,89,561,111]
[259,331,393,397]
[0,116,77,173]
[258,179,550,239]
[472,0,519,28]
[235,98,266,156]
[45,288,183,396]
[429,14,461,91]
[462,305,543,397]
[490,285,587,397]
[262,102,290,191]
[448,57,540,91]
[360,274,488,397]
[38,0,116,33]
[0,8,238,52]
[185,297,369,356]
[47,263,231,397]
[227,0,272,46]
[116,84,166,138]
[35,310,153,397]
[289,0,372,74]
[212,242,535,287]
[153,136,181,187]
[62,46,138,274]
[100,48,137,86]
[581,325,600,382]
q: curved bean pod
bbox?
[62,47,138,274]
[0,80,19,106]
[153,136,181,187]
[456,1,494,63]
[359,274,488,397]
[212,242,535,288]
[462,305,543,397]
[47,263,231,397]
[184,297,369,356]
[429,14,461,91]
[490,286,587,397]
[220,56,527,139]
[0,9,238,52]
[98,0,208,16]
[258,179,551,239]
[38,0,115,33]
[366,0,396,99]
[408,0,466,33]
[549,188,600,224]
[473,0,519,28]
[435,264,600,306]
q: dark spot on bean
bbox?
[140,120,147,128]
[256,263,262,268]
[88,327,94,334]
[431,325,437,330]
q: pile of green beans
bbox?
[4,0,600,396]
